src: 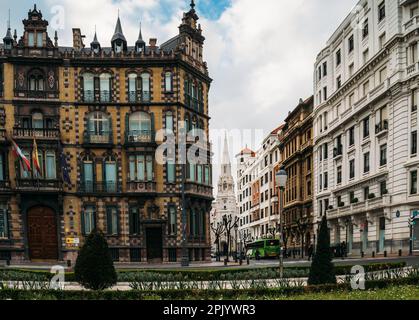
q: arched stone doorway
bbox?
[27,206,58,260]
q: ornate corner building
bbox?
[0,3,213,264]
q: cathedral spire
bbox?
[221,132,232,177]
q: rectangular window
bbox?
[324,143,328,159]
[379,67,387,84]
[363,80,370,96]
[336,50,341,66]
[0,153,4,181]
[337,166,342,184]
[197,165,203,184]
[323,87,328,100]
[323,61,327,76]
[349,127,355,147]
[349,159,355,179]
[362,19,369,38]
[165,72,173,92]
[36,32,43,47]
[363,49,369,64]
[146,155,153,181]
[189,163,196,182]
[169,206,177,235]
[364,152,370,173]
[411,171,418,195]
[364,187,370,201]
[379,33,386,49]
[412,89,418,112]
[348,35,354,53]
[204,166,210,185]
[167,161,176,183]
[82,206,96,235]
[349,63,355,77]
[45,151,56,179]
[380,144,387,166]
[166,112,174,132]
[380,181,387,196]
[324,172,328,189]
[0,204,8,239]
[363,117,370,139]
[28,32,35,47]
[412,131,418,155]
[337,76,342,89]
[106,206,118,235]
[378,2,386,22]
[83,162,93,191]
[129,206,139,235]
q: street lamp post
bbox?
[275,166,288,279]
[234,224,238,262]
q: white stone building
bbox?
[210,135,239,255]
[313,0,419,256]
[236,127,282,243]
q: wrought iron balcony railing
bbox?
[16,179,62,190]
[83,131,113,145]
[125,130,154,144]
[79,181,120,193]
[82,90,113,103]
[333,145,343,158]
[375,120,389,135]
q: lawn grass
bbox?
[269,285,419,300]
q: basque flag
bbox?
[11,139,31,172]
[59,142,71,185]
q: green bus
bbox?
[246,239,280,259]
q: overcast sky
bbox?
[2,0,357,188]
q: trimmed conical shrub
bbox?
[74,229,117,290]
[308,216,336,285]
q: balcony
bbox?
[83,131,113,147]
[125,130,155,146]
[14,89,59,100]
[375,120,388,137]
[82,90,112,103]
[13,127,60,140]
[126,181,157,194]
[78,181,120,194]
[407,62,418,76]
[184,182,213,199]
[16,179,62,192]
[333,145,343,159]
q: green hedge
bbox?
[0,276,417,300]
[0,262,407,282]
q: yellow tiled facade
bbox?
[0,4,213,264]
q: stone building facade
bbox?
[313,0,419,256]
[278,97,314,257]
[0,3,213,264]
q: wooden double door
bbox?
[27,206,59,260]
[146,228,163,262]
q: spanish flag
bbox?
[32,138,42,176]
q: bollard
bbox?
[399,249,402,257]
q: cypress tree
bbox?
[74,229,117,290]
[308,216,336,285]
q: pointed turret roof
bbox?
[111,15,127,43]
[135,22,145,45]
[3,9,12,42]
[91,28,100,47]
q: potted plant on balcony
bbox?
[382,189,388,195]
[350,198,359,204]
[368,193,376,200]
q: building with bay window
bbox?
[0,3,213,264]
[313,0,419,256]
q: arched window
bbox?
[32,112,43,129]
[104,155,117,192]
[128,112,152,142]
[140,73,150,102]
[82,155,94,192]
[87,112,110,143]
[28,69,44,91]
[128,73,138,102]
[83,73,94,102]
[100,73,111,102]
[165,72,173,92]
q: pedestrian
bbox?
[307,244,314,261]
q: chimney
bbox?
[149,38,157,48]
[72,28,85,51]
